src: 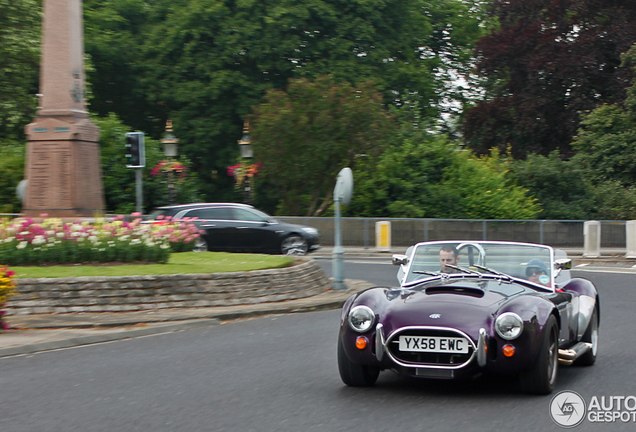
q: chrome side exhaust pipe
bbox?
[558,342,593,365]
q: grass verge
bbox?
[11,252,295,278]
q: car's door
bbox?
[230,207,281,252]
[182,207,235,251]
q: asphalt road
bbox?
[0,259,634,431]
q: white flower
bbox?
[32,235,46,245]
[56,232,65,238]
[4,237,15,243]
[17,241,28,249]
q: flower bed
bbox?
[0,214,200,266]
[0,265,16,329]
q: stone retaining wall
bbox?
[6,258,331,315]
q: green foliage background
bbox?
[2,1,636,219]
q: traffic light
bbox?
[125,132,145,168]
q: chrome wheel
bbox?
[576,307,599,366]
[193,238,208,252]
[281,235,308,255]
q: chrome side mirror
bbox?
[392,254,409,266]
[554,258,572,279]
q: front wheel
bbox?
[337,334,379,387]
[281,234,308,255]
[520,315,559,395]
[192,238,208,252]
[576,307,599,366]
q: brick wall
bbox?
[6,258,331,315]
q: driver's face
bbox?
[440,250,458,271]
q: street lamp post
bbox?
[237,121,253,204]
[161,120,179,205]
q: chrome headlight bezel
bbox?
[348,305,375,333]
[495,312,524,340]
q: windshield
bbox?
[402,241,554,289]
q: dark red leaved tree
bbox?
[463,0,636,158]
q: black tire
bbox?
[576,307,599,366]
[281,234,308,255]
[337,334,379,387]
[520,315,559,395]
[192,238,208,252]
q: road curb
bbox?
[0,319,221,358]
[0,296,354,358]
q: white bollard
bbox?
[583,220,601,258]
[626,221,636,259]
[375,221,391,252]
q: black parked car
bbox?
[147,203,320,255]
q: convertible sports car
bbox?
[338,241,599,394]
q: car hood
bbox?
[378,281,527,338]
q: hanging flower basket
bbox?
[227,162,261,184]
[151,160,188,178]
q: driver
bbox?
[526,259,551,287]
[439,245,460,273]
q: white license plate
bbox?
[398,336,469,354]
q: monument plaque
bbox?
[23,0,104,218]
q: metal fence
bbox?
[2,213,627,249]
[278,217,628,248]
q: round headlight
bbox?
[348,306,375,333]
[495,312,524,340]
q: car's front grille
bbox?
[386,327,476,368]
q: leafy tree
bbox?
[509,152,594,220]
[0,0,40,145]
[0,147,25,214]
[251,76,396,216]
[84,0,487,203]
[571,44,636,187]
[562,43,636,219]
[348,136,454,218]
[93,113,203,213]
[436,149,540,219]
[350,137,540,219]
[462,0,636,159]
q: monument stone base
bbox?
[23,116,104,218]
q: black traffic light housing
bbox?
[125,132,145,168]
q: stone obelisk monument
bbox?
[23,0,104,218]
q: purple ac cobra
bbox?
[337,241,599,394]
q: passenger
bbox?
[526,258,551,287]
[439,245,460,273]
